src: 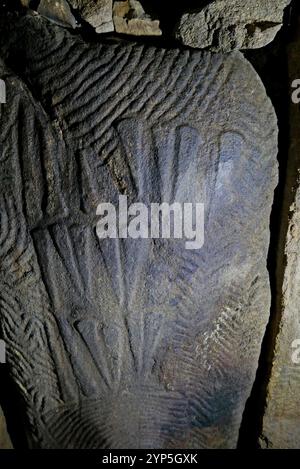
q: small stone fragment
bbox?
[68,0,114,33]
[175,0,291,51]
[38,0,77,29]
[113,0,162,36]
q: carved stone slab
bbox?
[0,16,278,448]
[68,0,114,33]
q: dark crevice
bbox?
[30,0,41,10]
[138,0,214,35]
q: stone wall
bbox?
[16,0,292,49]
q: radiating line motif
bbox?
[0,17,278,448]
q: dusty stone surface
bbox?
[0,16,278,449]
[0,407,12,449]
[68,0,114,33]
[113,0,161,36]
[175,0,292,51]
[38,0,77,29]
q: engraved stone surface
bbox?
[175,0,292,52]
[0,16,278,449]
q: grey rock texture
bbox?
[0,16,278,449]
[38,0,77,29]
[0,407,12,449]
[113,0,162,36]
[68,0,114,33]
[175,0,292,51]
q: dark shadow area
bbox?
[0,0,23,15]
[139,0,214,35]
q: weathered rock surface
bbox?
[261,16,300,448]
[68,0,114,33]
[0,16,278,449]
[113,0,161,36]
[0,407,12,449]
[175,0,292,51]
[38,0,77,29]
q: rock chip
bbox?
[175,0,292,51]
[0,407,12,449]
[38,0,77,29]
[113,0,161,36]
[68,0,114,33]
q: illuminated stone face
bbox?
[0,16,278,449]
